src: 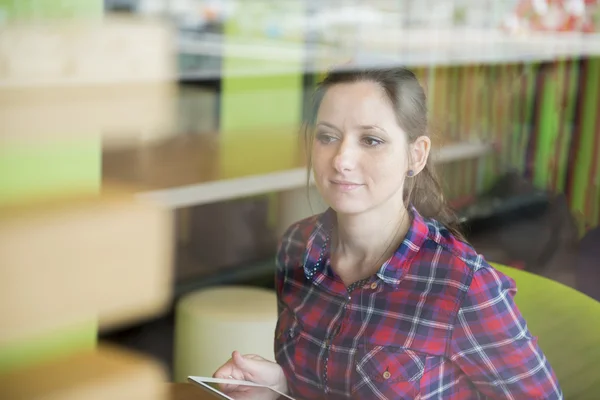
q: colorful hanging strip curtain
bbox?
[417,58,599,233]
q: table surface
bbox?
[103,130,492,209]
[169,383,215,400]
[168,383,302,400]
[103,129,306,192]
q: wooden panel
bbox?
[0,344,167,400]
[0,83,177,146]
[0,17,176,147]
[0,186,174,344]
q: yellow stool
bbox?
[174,286,278,382]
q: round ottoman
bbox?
[173,286,278,382]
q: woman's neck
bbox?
[332,199,411,279]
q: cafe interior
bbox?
[1,0,600,398]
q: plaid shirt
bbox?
[274,207,562,400]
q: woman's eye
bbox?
[363,137,383,147]
[316,133,336,144]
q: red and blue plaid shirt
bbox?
[274,207,562,399]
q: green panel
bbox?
[548,60,565,191]
[220,73,304,132]
[533,64,559,190]
[491,263,600,398]
[557,61,580,193]
[219,3,306,231]
[219,2,305,133]
[0,0,102,20]
[0,137,101,206]
[0,319,97,373]
[572,58,600,231]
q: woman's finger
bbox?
[232,351,253,373]
[213,359,234,379]
[215,351,271,393]
[214,360,240,391]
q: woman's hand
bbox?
[213,351,288,398]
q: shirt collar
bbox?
[302,206,431,287]
[302,208,335,280]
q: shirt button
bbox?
[370,282,378,289]
[383,371,391,379]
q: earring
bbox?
[407,169,414,177]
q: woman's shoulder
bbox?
[409,215,498,278]
[420,217,516,300]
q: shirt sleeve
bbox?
[275,222,304,316]
[449,264,563,399]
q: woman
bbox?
[214,68,562,399]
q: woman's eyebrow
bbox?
[316,121,341,132]
[317,122,387,134]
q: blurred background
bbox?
[1,0,599,398]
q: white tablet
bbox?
[187,376,297,400]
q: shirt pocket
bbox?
[352,345,426,399]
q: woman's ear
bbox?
[408,136,431,176]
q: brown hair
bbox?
[304,67,464,240]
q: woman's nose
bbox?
[333,141,356,172]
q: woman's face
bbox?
[312,81,411,216]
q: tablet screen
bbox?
[188,376,297,400]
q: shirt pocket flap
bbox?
[356,346,426,384]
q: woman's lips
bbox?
[330,180,363,191]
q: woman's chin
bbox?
[326,198,370,216]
